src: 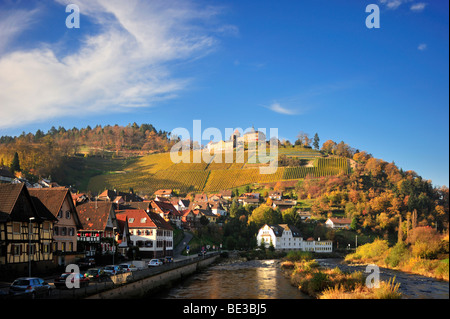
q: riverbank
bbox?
[345,243,449,281]
[280,257,402,299]
[316,258,449,299]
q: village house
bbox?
[297,210,312,221]
[180,209,200,230]
[153,189,173,198]
[76,201,118,257]
[150,200,182,228]
[194,193,208,203]
[325,217,352,229]
[0,183,57,275]
[0,166,14,184]
[171,198,190,211]
[116,209,173,258]
[209,201,227,216]
[256,224,332,253]
[196,209,219,224]
[268,191,282,201]
[28,188,83,266]
[98,189,143,203]
[219,190,232,200]
[272,199,297,211]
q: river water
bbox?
[157,259,309,299]
[155,257,448,299]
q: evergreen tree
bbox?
[11,152,21,173]
[313,133,320,150]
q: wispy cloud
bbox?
[410,2,427,12]
[418,43,427,51]
[379,0,405,10]
[0,0,232,129]
[265,102,298,115]
[0,7,40,54]
[379,0,427,11]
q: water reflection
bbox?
[158,259,308,299]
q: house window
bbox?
[61,227,67,236]
[43,243,51,254]
[54,226,59,236]
[12,244,21,256]
[61,242,66,252]
[42,222,50,231]
[128,218,135,223]
[66,211,71,219]
[145,241,153,247]
[140,218,147,223]
[68,242,73,252]
[58,210,63,218]
[12,222,20,234]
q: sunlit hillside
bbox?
[86,147,350,195]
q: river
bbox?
[156,259,310,299]
[154,257,448,299]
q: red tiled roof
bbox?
[77,201,114,231]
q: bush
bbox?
[408,227,441,259]
[285,250,313,262]
[385,242,410,268]
[435,259,449,281]
[346,239,389,263]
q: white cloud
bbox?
[0,0,230,129]
[410,3,427,12]
[379,0,404,10]
[418,43,427,51]
[266,102,298,115]
[379,0,428,11]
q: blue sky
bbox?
[0,0,448,187]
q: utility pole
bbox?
[29,217,35,277]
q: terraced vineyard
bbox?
[86,148,350,194]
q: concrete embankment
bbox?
[86,254,219,299]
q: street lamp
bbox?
[112,226,117,265]
[28,217,35,277]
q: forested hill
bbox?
[1,123,448,234]
[0,123,174,179]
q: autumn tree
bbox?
[321,140,337,154]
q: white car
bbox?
[148,259,163,267]
[119,263,138,272]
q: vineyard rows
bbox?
[87,152,350,194]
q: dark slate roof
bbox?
[0,183,56,222]
[269,224,302,237]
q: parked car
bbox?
[148,259,163,267]
[119,263,138,272]
[84,268,108,282]
[164,256,173,263]
[54,273,90,288]
[9,277,51,299]
[77,257,96,269]
[103,265,124,276]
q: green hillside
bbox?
[85,147,350,195]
